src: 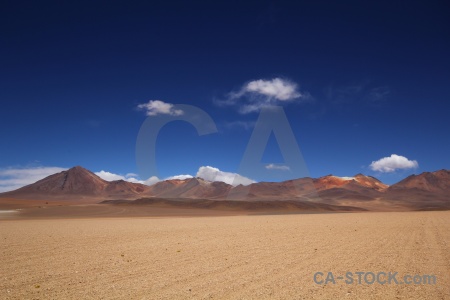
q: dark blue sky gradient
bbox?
[1,0,449,183]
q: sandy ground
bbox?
[1,211,450,299]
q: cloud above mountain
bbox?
[95,170,159,185]
[217,78,311,114]
[370,154,418,173]
[96,166,254,187]
[265,164,290,171]
[166,174,194,180]
[196,166,255,186]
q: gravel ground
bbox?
[1,211,450,299]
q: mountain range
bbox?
[1,166,449,211]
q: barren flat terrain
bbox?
[1,211,450,299]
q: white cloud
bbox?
[244,78,301,101]
[218,78,310,114]
[166,174,194,180]
[196,166,255,186]
[137,100,184,116]
[95,170,125,181]
[141,176,160,186]
[95,170,160,186]
[265,164,290,171]
[0,167,67,192]
[367,86,390,103]
[369,154,418,173]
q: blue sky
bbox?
[1,1,449,191]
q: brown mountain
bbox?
[0,166,150,200]
[225,174,388,202]
[146,178,231,199]
[226,178,317,200]
[383,170,450,210]
[388,169,450,193]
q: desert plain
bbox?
[1,206,450,299]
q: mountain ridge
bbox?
[1,166,449,211]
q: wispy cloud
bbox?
[370,154,418,173]
[365,86,390,104]
[328,83,366,104]
[265,164,290,171]
[326,82,390,105]
[217,78,311,114]
[137,100,184,116]
[0,166,67,192]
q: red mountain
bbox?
[312,174,389,204]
